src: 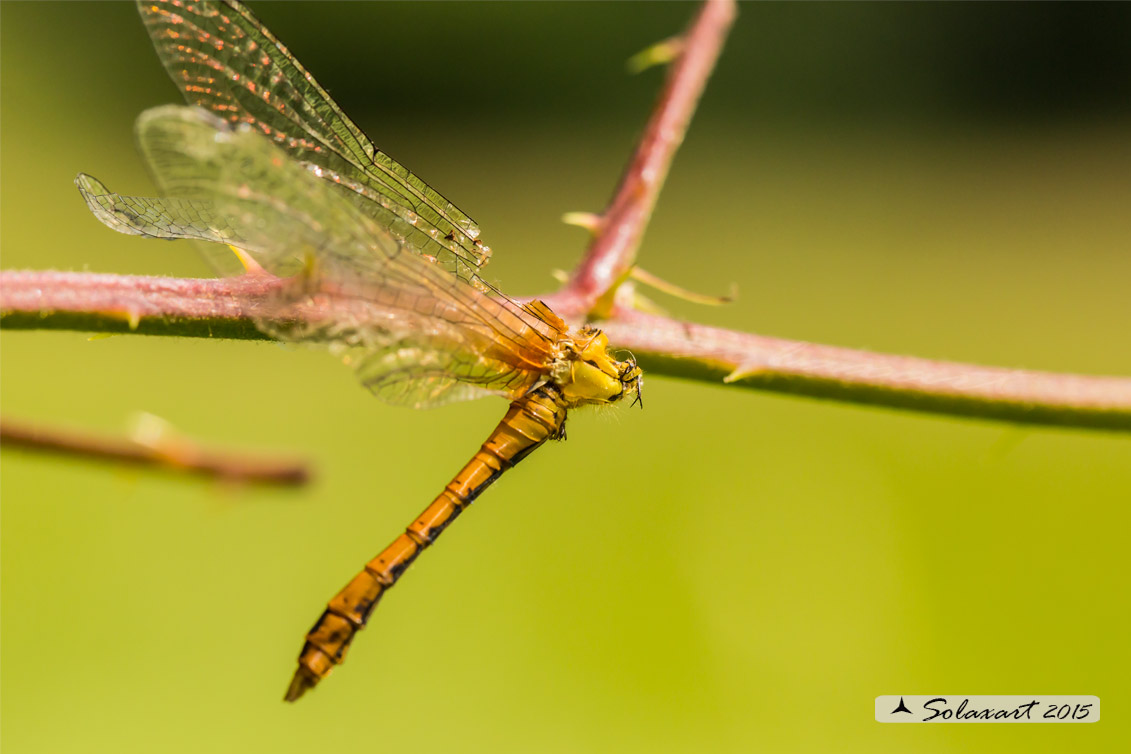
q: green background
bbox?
[2,2,1129,752]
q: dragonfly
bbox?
[76,1,642,702]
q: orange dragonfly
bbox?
[76,1,642,701]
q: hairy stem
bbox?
[595,308,1131,432]
[4,269,1129,432]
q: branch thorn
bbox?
[723,363,766,384]
[98,307,142,330]
[626,36,685,74]
[561,211,603,234]
[631,267,737,306]
[229,244,267,276]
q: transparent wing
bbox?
[75,174,239,242]
[78,106,561,408]
[76,173,253,275]
[136,0,491,282]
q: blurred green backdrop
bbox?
[2,2,1129,752]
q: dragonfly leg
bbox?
[285,387,568,702]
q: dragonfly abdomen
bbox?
[285,387,568,702]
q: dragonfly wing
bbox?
[349,332,553,409]
[76,173,252,276]
[81,106,558,407]
[135,0,489,282]
[76,173,234,242]
[134,106,376,279]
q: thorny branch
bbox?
[3,0,1130,439]
[3,269,1129,432]
[560,0,736,312]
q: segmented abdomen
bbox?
[285,387,568,701]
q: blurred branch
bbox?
[4,269,1130,432]
[2,0,1129,436]
[0,416,311,486]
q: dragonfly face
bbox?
[553,327,643,408]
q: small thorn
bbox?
[128,412,203,469]
[228,244,267,276]
[724,364,764,384]
[631,267,736,307]
[98,308,143,330]
[561,211,602,234]
[129,412,176,450]
[550,268,570,284]
[626,36,684,74]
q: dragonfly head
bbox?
[555,328,643,408]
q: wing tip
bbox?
[74,173,147,237]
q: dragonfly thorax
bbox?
[551,328,643,408]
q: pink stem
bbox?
[563,0,737,308]
[4,270,1129,432]
[595,307,1131,431]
